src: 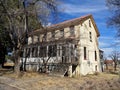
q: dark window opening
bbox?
[40,46,47,57]
[95,65,97,71]
[62,46,65,56]
[84,47,87,60]
[95,51,97,61]
[89,32,92,42]
[48,45,57,57]
[89,20,91,27]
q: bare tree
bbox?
[0,0,58,76]
[109,50,120,71]
[106,0,120,37]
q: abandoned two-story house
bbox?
[21,14,101,76]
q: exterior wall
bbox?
[24,17,101,76]
[79,19,101,75]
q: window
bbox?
[62,46,65,56]
[70,25,75,36]
[25,48,30,57]
[38,35,40,42]
[52,31,55,39]
[32,48,34,57]
[84,47,87,60]
[48,46,52,57]
[95,51,97,61]
[89,32,92,42]
[40,46,47,57]
[89,20,91,27]
[60,29,64,38]
[32,47,38,57]
[42,33,47,41]
[95,65,97,71]
[58,45,62,56]
[48,45,57,57]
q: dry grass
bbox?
[4,62,14,66]
[0,70,120,90]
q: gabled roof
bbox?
[31,14,100,37]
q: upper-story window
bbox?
[89,32,92,42]
[70,25,75,36]
[52,31,55,39]
[89,20,91,27]
[38,35,40,42]
[42,33,47,41]
[60,29,64,38]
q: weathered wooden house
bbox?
[21,14,101,76]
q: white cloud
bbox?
[99,36,113,41]
[61,3,107,14]
[99,42,109,48]
[99,37,120,57]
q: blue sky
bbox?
[56,0,120,57]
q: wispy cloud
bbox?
[102,47,113,57]
[61,3,107,14]
[99,36,113,40]
[99,42,109,48]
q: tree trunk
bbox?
[14,56,20,75]
[114,63,117,71]
[14,49,21,76]
[43,63,47,73]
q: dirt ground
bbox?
[0,69,120,90]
